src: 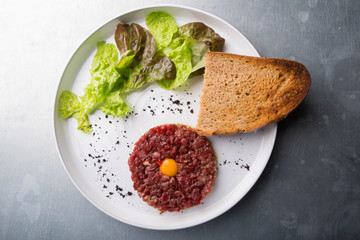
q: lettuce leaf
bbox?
[114,23,156,62]
[146,11,225,89]
[178,22,225,52]
[145,11,178,50]
[99,91,132,117]
[186,39,209,73]
[80,42,122,116]
[129,55,176,89]
[59,91,93,133]
[157,38,193,89]
[59,90,81,118]
[59,41,131,133]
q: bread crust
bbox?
[196,52,311,135]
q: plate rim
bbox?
[52,3,277,230]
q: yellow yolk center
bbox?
[160,158,178,177]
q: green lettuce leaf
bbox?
[114,50,136,79]
[73,112,92,134]
[157,38,193,89]
[90,41,119,74]
[59,41,131,133]
[186,39,209,73]
[59,90,81,118]
[99,91,132,117]
[80,45,120,116]
[145,11,178,50]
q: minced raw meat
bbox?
[128,124,217,212]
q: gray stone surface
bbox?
[0,0,359,239]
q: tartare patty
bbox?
[128,124,217,212]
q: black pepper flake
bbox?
[242,164,250,171]
[105,115,108,118]
[103,185,108,189]
[151,89,154,92]
[190,109,194,114]
[109,121,112,124]
[127,191,133,196]
[109,192,114,195]
[115,141,120,145]
[116,185,123,191]
[106,178,110,182]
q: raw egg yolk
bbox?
[160,158,178,177]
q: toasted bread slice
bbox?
[196,52,311,135]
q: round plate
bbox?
[53,4,277,230]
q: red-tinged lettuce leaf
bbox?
[114,23,156,62]
[178,22,225,52]
[128,55,176,89]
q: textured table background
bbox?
[1,0,359,239]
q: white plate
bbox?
[53,4,277,230]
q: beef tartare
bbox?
[128,124,217,212]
